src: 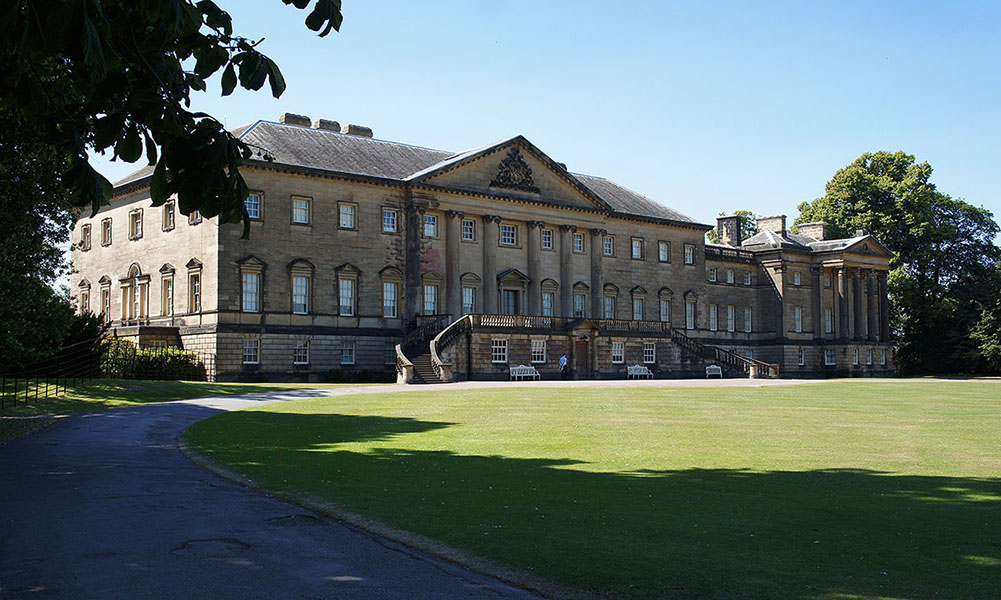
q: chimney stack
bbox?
[797,221,828,241]
[313,118,341,132]
[343,124,373,138]
[757,215,787,237]
[716,215,742,246]
[278,112,311,127]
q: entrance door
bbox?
[574,339,590,379]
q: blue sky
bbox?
[93,0,1001,233]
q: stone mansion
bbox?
[71,114,893,381]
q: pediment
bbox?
[843,236,893,259]
[497,268,530,283]
[408,137,610,212]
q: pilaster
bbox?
[527,221,544,315]
[482,215,500,313]
[589,228,606,318]
[445,210,463,318]
[559,225,576,317]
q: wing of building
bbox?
[72,114,894,381]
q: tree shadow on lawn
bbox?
[191,412,1001,600]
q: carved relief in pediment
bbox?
[489,148,539,193]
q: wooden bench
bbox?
[509,364,541,381]
[627,364,653,379]
[705,364,723,378]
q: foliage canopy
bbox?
[0,0,343,237]
[795,151,1001,374]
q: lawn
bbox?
[0,379,372,444]
[184,380,1001,599]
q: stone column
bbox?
[445,210,463,319]
[837,267,848,340]
[853,268,864,340]
[867,269,878,341]
[810,266,822,339]
[526,221,544,315]
[560,225,576,317]
[589,228,606,318]
[482,215,500,313]
[878,271,890,341]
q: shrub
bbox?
[101,340,207,380]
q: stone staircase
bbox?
[669,328,778,378]
[408,351,438,385]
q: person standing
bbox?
[559,353,568,379]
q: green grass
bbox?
[185,380,1001,600]
[0,379,377,443]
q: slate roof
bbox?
[114,120,704,226]
[741,229,872,253]
[573,173,697,223]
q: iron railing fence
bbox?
[1,339,216,410]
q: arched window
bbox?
[380,266,403,318]
[333,262,358,316]
[541,279,559,317]
[630,286,646,321]
[460,272,481,315]
[602,284,619,319]
[658,287,673,322]
[120,263,148,321]
[290,259,317,315]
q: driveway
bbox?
[1,379,807,599]
[0,388,544,599]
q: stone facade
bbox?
[71,116,893,381]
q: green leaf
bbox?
[187,73,207,92]
[304,0,342,37]
[80,14,106,76]
[221,63,236,96]
[264,57,286,98]
[67,157,113,212]
[150,159,168,206]
[93,114,125,151]
[117,129,143,163]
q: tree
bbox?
[0,0,343,238]
[971,285,1001,373]
[795,151,1001,374]
[706,210,758,244]
[0,113,78,371]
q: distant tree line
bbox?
[794,151,1000,375]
